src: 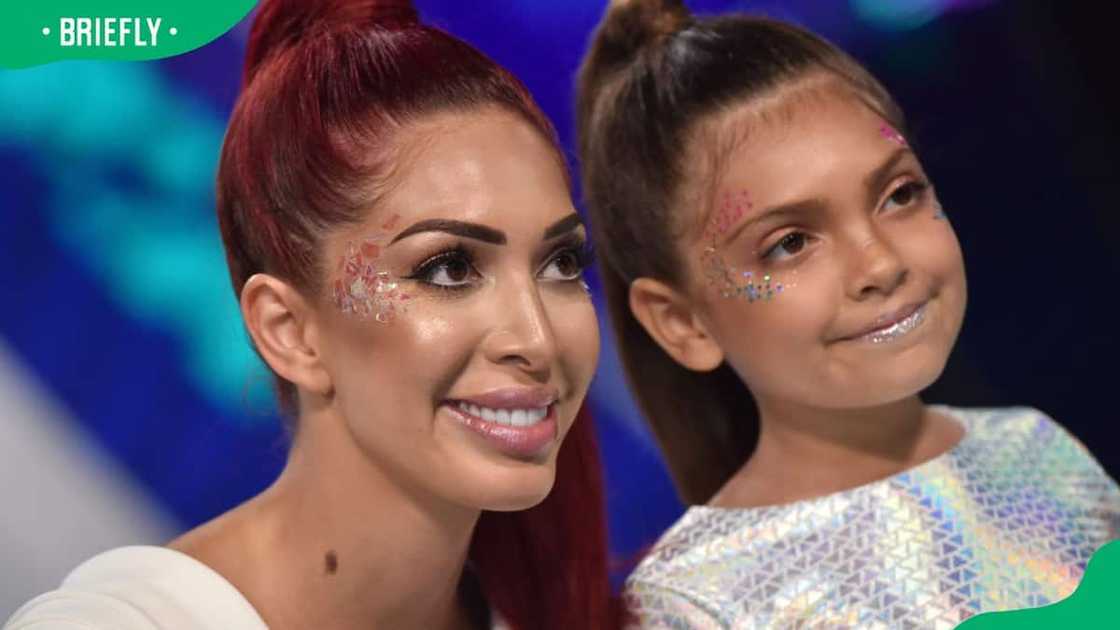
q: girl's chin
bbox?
[833,359,946,408]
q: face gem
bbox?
[333,217,408,322]
[699,190,785,303]
[932,201,947,221]
[706,190,753,240]
[701,246,782,304]
[879,123,907,147]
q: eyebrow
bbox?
[390,219,506,245]
[863,147,912,200]
[716,147,914,246]
[543,212,584,240]
[388,212,584,246]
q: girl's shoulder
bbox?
[3,546,268,630]
[939,404,1105,468]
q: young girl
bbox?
[5,1,619,629]
[577,0,1120,626]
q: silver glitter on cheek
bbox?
[700,246,786,303]
[863,304,926,344]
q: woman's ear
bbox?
[628,277,724,372]
[240,274,333,399]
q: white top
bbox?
[4,546,268,629]
[5,546,510,630]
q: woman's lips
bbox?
[453,386,558,410]
[442,390,559,459]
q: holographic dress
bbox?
[625,407,1120,629]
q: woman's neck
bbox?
[709,396,963,509]
[170,405,481,630]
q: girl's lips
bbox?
[444,402,558,460]
[854,302,928,344]
[842,300,926,340]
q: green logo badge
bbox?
[1,1,258,69]
[958,539,1120,629]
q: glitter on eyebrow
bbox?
[879,123,907,147]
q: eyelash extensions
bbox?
[401,236,595,294]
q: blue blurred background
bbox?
[2,0,1117,612]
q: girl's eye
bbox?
[540,246,590,281]
[883,180,928,212]
[411,250,479,288]
[762,232,808,262]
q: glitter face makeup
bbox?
[333,213,412,323]
[879,122,907,147]
[317,109,599,517]
[700,191,788,303]
[933,200,947,221]
[701,247,786,302]
[671,95,966,412]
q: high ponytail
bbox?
[218,1,619,627]
[578,0,689,97]
[242,0,418,87]
[577,2,907,504]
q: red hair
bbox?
[216,1,621,627]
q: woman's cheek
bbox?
[549,292,600,381]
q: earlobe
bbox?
[628,277,725,372]
[240,274,334,399]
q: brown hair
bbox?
[576,0,907,504]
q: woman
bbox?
[6,1,617,628]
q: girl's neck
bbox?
[709,396,963,509]
[170,404,481,630]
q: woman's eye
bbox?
[883,181,928,212]
[540,248,586,281]
[762,232,808,262]
[417,252,478,287]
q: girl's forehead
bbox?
[715,97,900,197]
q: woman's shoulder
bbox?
[4,546,268,630]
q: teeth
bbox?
[455,401,549,427]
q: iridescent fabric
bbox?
[625,407,1120,629]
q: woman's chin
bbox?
[450,459,558,513]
